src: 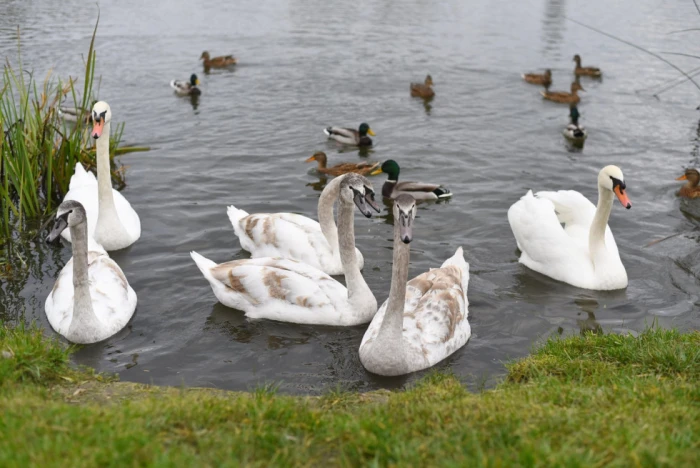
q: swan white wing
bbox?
[60,183,141,244]
[508,190,593,283]
[228,209,363,274]
[45,251,137,339]
[68,163,97,190]
[536,190,618,256]
[191,253,357,325]
[361,248,470,368]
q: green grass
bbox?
[0,324,698,466]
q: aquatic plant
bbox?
[0,19,146,281]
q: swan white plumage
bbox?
[227,174,379,275]
[61,101,141,251]
[45,200,137,344]
[507,165,632,290]
[359,194,470,376]
[192,174,378,326]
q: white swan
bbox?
[45,200,137,344]
[359,194,470,376]
[507,165,632,290]
[192,174,377,326]
[227,174,379,275]
[61,101,141,251]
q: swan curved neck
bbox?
[68,220,96,334]
[96,121,115,214]
[589,185,613,261]
[376,219,410,345]
[317,177,343,253]
[336,198,370,297]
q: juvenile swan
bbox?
[508,165,631,290]
[45,200,137,344]
[61,101,141,250]
[359,194,470,376]
[192,174,378,326]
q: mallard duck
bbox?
[305,151,380,177]
[323,123,375,146]
[676,169,700,198]
[45,200,137,344]
[371,160,451,201]
[359,194,470,376]
[170,74,201,96]
[227,174,379,275]
[410,75,435,98]
[573,54,602,77]
[62,102,141,251]
[192,174,378,326]
[542,82,584,104]
[508,165,631,290]
[200,51,237,68]
[563,105,587,142]
[57,106,93,124]
[522,69,552,89]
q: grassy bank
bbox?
[0,324,698,466]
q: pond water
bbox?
[2,0,700,394]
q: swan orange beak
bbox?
[91,118,105,139]
[676,174,688,181]
[614,185,631,209]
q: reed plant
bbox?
[0,19,145,280]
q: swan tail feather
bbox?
[440,246,470,293]
[227,205,249,228]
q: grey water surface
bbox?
[2,0,700,394]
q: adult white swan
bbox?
[507,165,632,290]
[61,101,141,251]
[191,174,378,326]
[359,194,470,376]
[227,174,379,275]
[45,200,137,344]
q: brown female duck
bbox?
[200,51,237,68]
[410,75,435,98]
[676,169,700,198]
[305,152,380,177]
[542,82,584,104]
[573,54,602,78]
[522,69,552,89]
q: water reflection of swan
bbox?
[573,297,602,335]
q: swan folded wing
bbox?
[536,190,619,256]
[396,181,442,193]
[402,265,470,365]
[508,191,590,273]
[89,255,137,328]
[68,163,97,191]
[233,213,331,266]
[209,258,348,323]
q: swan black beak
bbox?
[352,189,373,218]
[364,187,381,213]
[399,210,413,244]
[46,214,69,244]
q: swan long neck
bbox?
[336,198,369,295]
[589,184,614,262]
[96,120,118,219]
[68,218,96,332]
[317,176,343,253]
[375,218,410,344]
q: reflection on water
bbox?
[2,0,700,395]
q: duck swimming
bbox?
[542,82,584,104]
[305,151,380,177]
[324,123,375,146]
[522,69,552,89]
[170,74,201,96]
[410,75,435,98]
[573,54,602,78]
[676,169,700,198]
[371,160,451,201]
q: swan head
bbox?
[393,194,417,244]
[91,101,112,139]
[339,174,375,218]
[46,200,87,243]
[599,165,631,209]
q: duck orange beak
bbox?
[676,174,688,181]
[91,118,105,139]
[305,155,316,162]
[367,128,376,136]
[614,185,631,209]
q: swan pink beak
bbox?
[614,186,631,209]
[91,118,105,139]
